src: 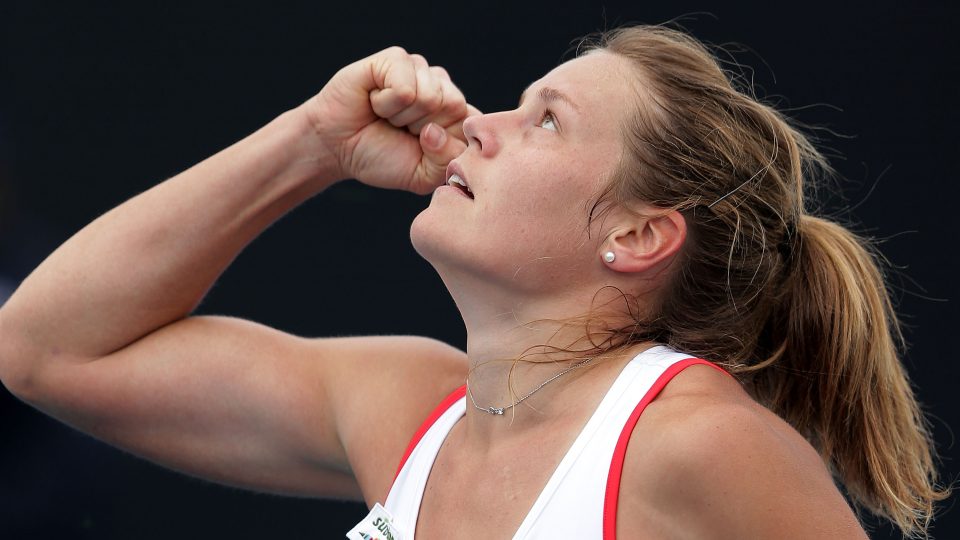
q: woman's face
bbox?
[411,50,638,296]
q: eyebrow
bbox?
[518,85,581,113]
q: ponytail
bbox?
[751,215,949,535]
[579,24,949,537]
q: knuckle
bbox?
[424,89,443,109]
[442,83,464,103]
[445,99,468,118]
[394,86,417,106]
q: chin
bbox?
[410,207,483,280]
[409,205,451,269]
[411,202,574,295]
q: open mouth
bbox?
[447,174,474,199]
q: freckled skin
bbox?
[0,41,868,540]
[407,51,867,539]
[411,52,635,297]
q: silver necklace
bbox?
[466,357,594,415]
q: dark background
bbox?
[1,1,957,538]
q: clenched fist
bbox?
[303,47,479,195]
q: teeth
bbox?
[447,174,472,193]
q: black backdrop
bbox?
[1,1,957,539]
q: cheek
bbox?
[486,172,597,254]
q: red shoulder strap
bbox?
[393,385,467,480]
[602,359,731,539]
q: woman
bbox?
[0,25,946,538]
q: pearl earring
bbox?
[603,251,616,263]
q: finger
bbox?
[409,53,429,70]
[408,122,468,195]
[407,68,468,135]
[444,104,484,144]
[385,58,444,130]
[369,49,419,119]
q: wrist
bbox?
[274,105,345,193]
[291,98,352,187]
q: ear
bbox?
[602,210,687,274]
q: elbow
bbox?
[0,314,41,402]
[0,354,33,402]
[0,341,35,401]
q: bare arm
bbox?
[2,109,327,367]
[0,47,471,500]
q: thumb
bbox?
[409,123,467,195]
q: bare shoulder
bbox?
[617,364,867,539]
[318,335,467,504]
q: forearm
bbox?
[0,107,336,368]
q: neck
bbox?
[446,275,655,446]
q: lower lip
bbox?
[435,184,473,200]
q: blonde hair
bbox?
[570,25,950,537]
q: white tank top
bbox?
[357,346,727,539]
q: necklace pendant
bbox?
[487,406,504,415]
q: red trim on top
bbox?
[602,359,732,540]
[393,385,467,481]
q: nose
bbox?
[462,112,502,157]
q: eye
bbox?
[538,110,559,132]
